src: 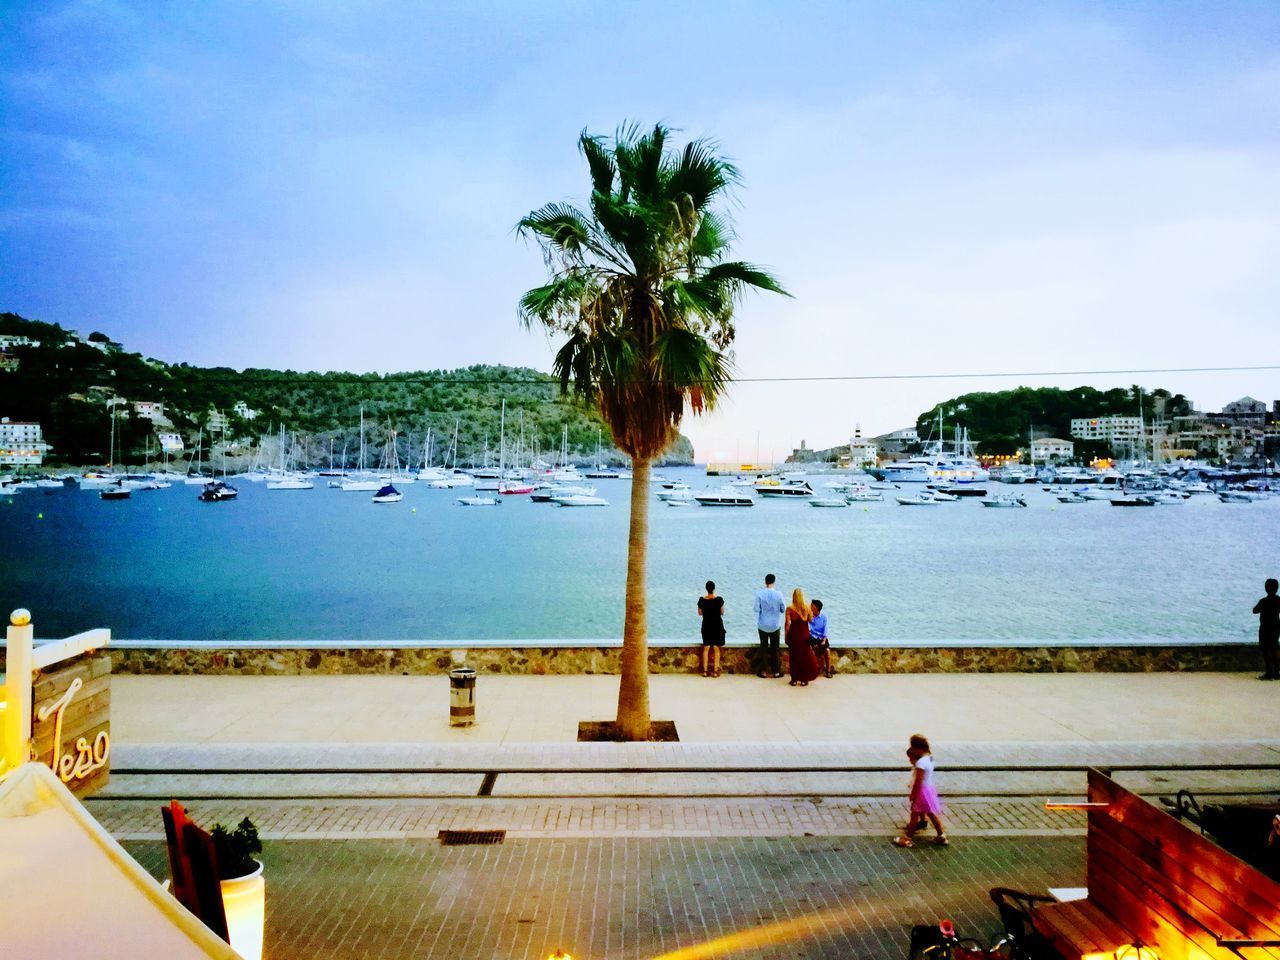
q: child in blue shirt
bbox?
[809,599,831,678]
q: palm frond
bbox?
[667,137,739,211]
[516,202,596,257]
[578,132,616,196]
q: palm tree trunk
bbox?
[615,456,652,740]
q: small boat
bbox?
[938,486,986,498]
[925,489,959,502]
[552,494,608,507]
[1218,490,1264,503]
[198,480,238,502]
[1081,489,1116,500]
[659,480,690,491]
[665,497,696,507]
[1056,493,1088,504]
[1149,491,1188,505]
[845,491,883,502]
[498,480,534,495]
[661,490,695,505]
[338,476,382,492]
[35,478,68,490]
[457,496,500,506]
[657,487,693,501]
[99,482,131,501]
[372,484,403,503]
[981,493,1028,508]
[809,497,849,508]
[1110,496,1156,507]
[869,481,899,490]
[693,489,754,507]
[896,494,942,506]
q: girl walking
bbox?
[698,580,726,677]
[893,734,949,847]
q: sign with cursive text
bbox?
[30,652,111,797]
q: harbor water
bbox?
[2,467,1276,646]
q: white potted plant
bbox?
[212,818,265,960]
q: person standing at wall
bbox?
[1254,577,1280,680]
[753,573,786,678]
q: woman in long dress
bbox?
[785,588,821,686]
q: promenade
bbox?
[92,672,1279,959]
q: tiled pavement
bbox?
[89,794,1085,841]
[123,836,1084,960]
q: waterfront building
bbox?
[0,418,52,465]
[1030,437,1074,462]
[1216,396,1268,424]
[847,427,878,469]
[1069,415,1144,444]
[875,427,919,454]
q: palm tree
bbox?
[517,123,788,740]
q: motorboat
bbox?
[372,484,403,504]
[729,476,758,487]
[1110,495,1156,507]
[663,490,696,506]
[809,497,849,508]
[981,493,1028,508]
[845,491,883,502]
[692,489,754,507]
[896,493,942,506]
[198,480,238,502]
[457,496,500,506]
[997,465,1035,484]
[659,479,690,491]
[1149,491,1188,505]
[338,476,382,492]
[937,485,986,498]
[552,493,608,506]
[183,474,215,486]
[868,481,898,490]
[656,486,693,501]
[925,489,959,502]
[1218,490,1265,503]
[99,482,131,501]
[35,478,68,490]
[498,480,535,495]
[1182,482,1213,495]
[755,479,814,498]
[1081,488,1117,501]
[1056,492,1088,504]
[532,483,597,501]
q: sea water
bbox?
[2,467,1276,645]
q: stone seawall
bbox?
[110,643,1259,676]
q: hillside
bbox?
[914,385,1194,456]
[0,312,694,466]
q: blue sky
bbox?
[2,1,1278,458]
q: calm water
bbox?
[2,467,1277,645]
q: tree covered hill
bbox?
[0,312,694,466]
[914,385,1194,455]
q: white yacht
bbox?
[754,478,814,498]
[809,497,849,508]
[692,489,754,507]
[552,493,608,506]
[981,493,1028,508]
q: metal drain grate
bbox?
[438,829,506,846]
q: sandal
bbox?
[788,680,798,686]
[892,836,914,848]
[933,835,950,846]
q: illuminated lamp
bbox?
[547,952,573,960]
[220,861,266,960]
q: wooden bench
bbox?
[1031,769,1280,960]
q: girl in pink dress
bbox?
[893,734,949,847]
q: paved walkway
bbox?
[121,835,1084,960]
[112,672,1280,746]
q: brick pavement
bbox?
[90,795,1085,840]
[123,836,1084,960]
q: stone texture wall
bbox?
[110,643,1259,676]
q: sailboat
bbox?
[583,426,622,479]
[552,425,582,482]
[266,427,314,489]
[339,407,382,491]
[183,429,212,484]
[417,427,447,482]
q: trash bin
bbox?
[448,667,476,727]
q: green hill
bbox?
[0,312,694,467]
[914,385,1194,456]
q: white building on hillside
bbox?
[132,401,166,421]
[1030,437,1074,462]
[0,334,40,350]
[0,418,52,465]
[848,427,878,469]
[157,432,184,453]
[232,400,259,420]
[1070,416,1144,445]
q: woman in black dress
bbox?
[698,580,726,677]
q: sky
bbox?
[2,1,1278,461]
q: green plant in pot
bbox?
[211,818,262,880]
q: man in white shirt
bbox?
[752,573,786,678]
